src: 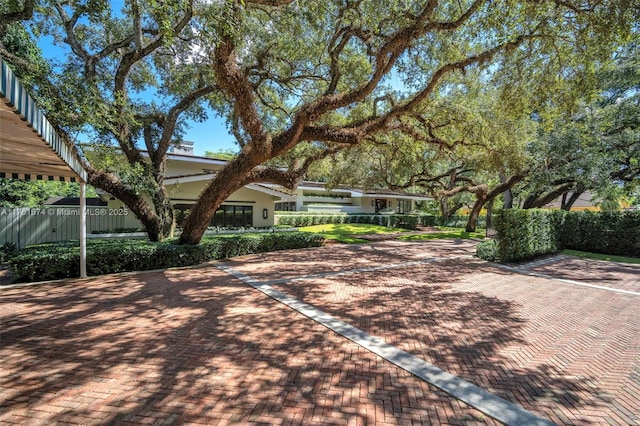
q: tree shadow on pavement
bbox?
[528,256,640,290]
[268,259,632,425]
[225,239,480,283]
[1,266,498,425]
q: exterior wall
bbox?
[0,182,278,247]
[294,189,305,211]
[358,197,376,214]
[288,194,415,214]
[544,191,600,211]
[358,197,401,214]
[102,181,278,230]
[105,198,143,229]
[164,158,225,178]
[168,181,276,227]
[279,185,423,214]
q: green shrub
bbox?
[494,209,561,262]
[557,210,639,257]
[253,232,324,252]
[10,245,81,282]
[438,215,486,228]
[440,215,466,227]
[276,212,488,229]
[476,239,499,262]
[9,232,325,283]
[417,215,438,226]
[388,215,419,230]
[277,213,425,229]
[491,209,639,263]
[0,242,18,263]
[275,211,343,215]
[91,227,144,234]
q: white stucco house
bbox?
[101,148,292,229]
[273,181,431,214]
[100,145,431,229]
[543,191,601,211]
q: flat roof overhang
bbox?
[0,58,86,182]
[0,57,88,277]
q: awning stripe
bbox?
[0,172,74,182]
[0,58,87,182]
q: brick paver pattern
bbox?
[1,264,497,425]
[2,239,639,425]
[524,255,640,293]
[228,241,640,425]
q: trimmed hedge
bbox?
[483,209,640,263]
[493,209,562,262]
[276,213,484,229]
[275,211,345,215]
[476,239,499,262]
[0,242,17,263]
[558,210,640,257]
[417,215,438,226]
[278,213,350,227]
[439,215,487,228]
[276,213,421,230]
[275,213,484,230]
[8,232,325,283]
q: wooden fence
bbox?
[0,207,128,247]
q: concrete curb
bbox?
[218,262,557,426]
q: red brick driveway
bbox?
[1,240,638,425]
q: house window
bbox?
[398,200,412,214]
[374,199,387,212]
[275,201,297,211]
[212,205,254,227]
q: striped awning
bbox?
[0,57,87,182]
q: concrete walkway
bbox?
[1,240,639,425]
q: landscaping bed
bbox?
[5,232,325,283]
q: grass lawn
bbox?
[299,224,486,244]
[399,226,485,241]
[562,249,640,265]
[299,223,408,243]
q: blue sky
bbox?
[35,15,239,157]
[172,114,239,156]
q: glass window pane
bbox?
[223,206,232,226]
[232,207,242,226]
[244,207,253,226]
[213,208,224,226]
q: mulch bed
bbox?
[0,263,16,285]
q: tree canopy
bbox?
[1,0,638,243]
[0,179,97,208]
[518,43,640,210]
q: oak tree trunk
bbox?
[561,185,585,211]
[179,154,260,245]
[503,189,513,209]
[485,197,494,231]
[465,195,486,233]
[152,188,175,240]
[87,167,167,242]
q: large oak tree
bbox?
[2,0,637,244]
[179,0,639,244]
[519,45,639,210]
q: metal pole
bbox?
[80,181,87,278]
